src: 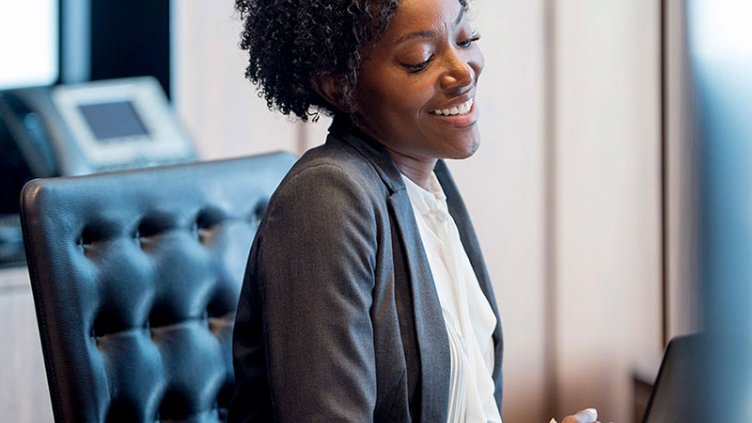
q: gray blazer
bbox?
[230,115,503,422]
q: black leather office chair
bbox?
[20,152,295,422]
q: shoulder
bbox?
[273,139,388,206]
[257,139,393,241]
[293,141,383,186]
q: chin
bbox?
[447,137,481,160]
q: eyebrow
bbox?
[393,8,466,45]
[394,30,436,45]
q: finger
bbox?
[549,419,557,423]
[574,408,598,422]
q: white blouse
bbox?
[402,173,501,423]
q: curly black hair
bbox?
[235,0,467,122]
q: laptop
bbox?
[642,334,704,423]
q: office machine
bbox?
[0,77,195,265]
[1,77,194,179]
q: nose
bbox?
[440,49,481,92]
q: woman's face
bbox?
[351,0,484,164]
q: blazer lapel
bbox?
[435,160,504,398]
[434,161,501,324]
[388,191,451,423]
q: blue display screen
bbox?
[77,101,150,141]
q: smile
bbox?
[430,98,474,116]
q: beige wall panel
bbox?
[553,1,662,421]
[173,0,299,160]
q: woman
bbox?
[230,0,599,422]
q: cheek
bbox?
[385,82,427,109]
[355,75,404,115]
[472,48,485,79]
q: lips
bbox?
[430,98,474,116]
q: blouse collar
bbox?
[401,172,450,223]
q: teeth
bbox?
[432,98,473,116]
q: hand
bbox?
[549,408,600,423]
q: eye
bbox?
[458,31,481,48]
[403,56,433,73]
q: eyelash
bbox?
[405,60,432,73]
[403,32,481,73]
[459,32,482,48]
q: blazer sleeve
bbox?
[239,163,379,422]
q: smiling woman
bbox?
[228,1,500,422]
[228,1,593,422]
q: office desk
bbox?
[0,265,53,422]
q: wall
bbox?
[174,1,662,422]
[551,1,662,420]
[172,0,300,158]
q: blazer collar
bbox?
[327,114,406,194]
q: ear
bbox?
[311,73,355,113]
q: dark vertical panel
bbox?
[59,0,171,95]
[89,0,171,97]
[542,0,559,418]
[660,0,668,349]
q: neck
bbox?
[385,147,437,191]
[343,113,437,190]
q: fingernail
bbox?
[549,419,557,423]
[583,408,598,418]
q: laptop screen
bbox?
[643,334,704,423]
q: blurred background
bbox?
[1,0,740,421]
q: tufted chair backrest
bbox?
[20,152,296,423]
